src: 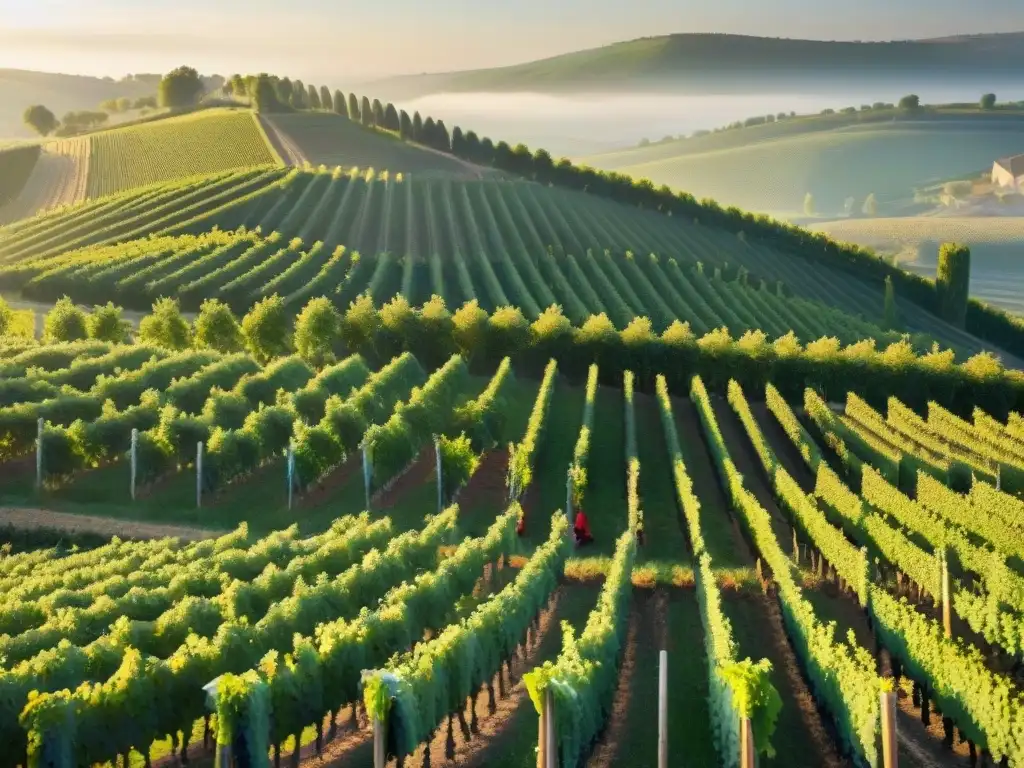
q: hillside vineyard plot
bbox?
[85,110,280,198]
[0,167,999,359]
[5,335,1024,764]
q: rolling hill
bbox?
[0,69,154,139]
[370,32,1024,99]
[0,163,1007,363]
[580,116,1024,218]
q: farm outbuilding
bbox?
[991,154,1024,192]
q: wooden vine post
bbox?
[202,676,231,768]
[880,689,898,768]
[373,714,386,768]
[196,441,204,509]
[566,467,573,530]
[435,434,443,512]
[941,550,952,639]
[537,688,556,768]
[286,443,295,510]
[35,417,43,490]
[658,650,668,768]
[740,716,755,768]
[129,428,138,501]
[362,440,373,511]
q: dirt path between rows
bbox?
[0,507,219,541]
[257,115,310,167]
[0,139,90,225]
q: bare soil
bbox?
[371,447,433,509]
[0,506,216,541]
[258,115,310,167]
[0,138,90,224]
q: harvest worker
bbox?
[574,508,593,547]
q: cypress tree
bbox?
[307,84,321,109]
[384,103,400,131]
[372,99,384,126]
[422,116,436,146]
[883,276,899,330]
[293,80,307,109]
[412,111,423,140]
[435,120,451,151]
[320,86,333,112]
[276,77,293,107]
[463,130,480,161]
[348,93,360,122]
[936,243,971,328]
[360,96,372,126]
[451,126,465,154]
[399,110,412,140]
[334,90,347,117]
[480,136,495,164]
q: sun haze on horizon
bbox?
[0,0,1021,83]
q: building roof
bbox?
[995,154,1024,177]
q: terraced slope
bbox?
[84,109,280,197]
[0,166,1001,360]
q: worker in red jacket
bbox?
[574,508,593,547]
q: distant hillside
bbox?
[580,116,1024,218]
[370,32,1024,98]
[0,70,154,139]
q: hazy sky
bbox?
[1,0,1023,84]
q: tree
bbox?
[862,193,878,216]
[43,297,88,343]
[87,303,131,343]
[229,74,247,96]
[158,66,204,108]
[276,77,294,107]
[334,90,347,118]
[883,276,899,331]
[981,93,997,110]
[294,297,342,366]
[435,120,451,151]
[320,86,333,112]
[133,96,158,110]
[348,93,360,122]
[251,75,281,113]
[360,96,373,127]
[898,94,920,111]
[412,111,423,140]
[293,80,307,109]
[422,117,436,146]
[383,103,400,131]
[451,125,465,153]
[242,294,291,363]
[936,243,971,328]
[372,99,384,126]
[843,197,855,216]
[399,110,412,140]
[193,298,244,353]
[23,105,58,136]
[138,298,191,350]
[307,84,321,110]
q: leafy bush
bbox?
[43,297,88,343]
[193,298,244,353]
[86,303,131,343]
[242,294,291,363]
[138,298,192,350]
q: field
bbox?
[3,330,1024,766]
[5,80,1024,768]
[581,121,1024,218]
[0,165,1004,363]
[261,112,484,176]
[84,109,280,198]
[816,216,1024,316]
